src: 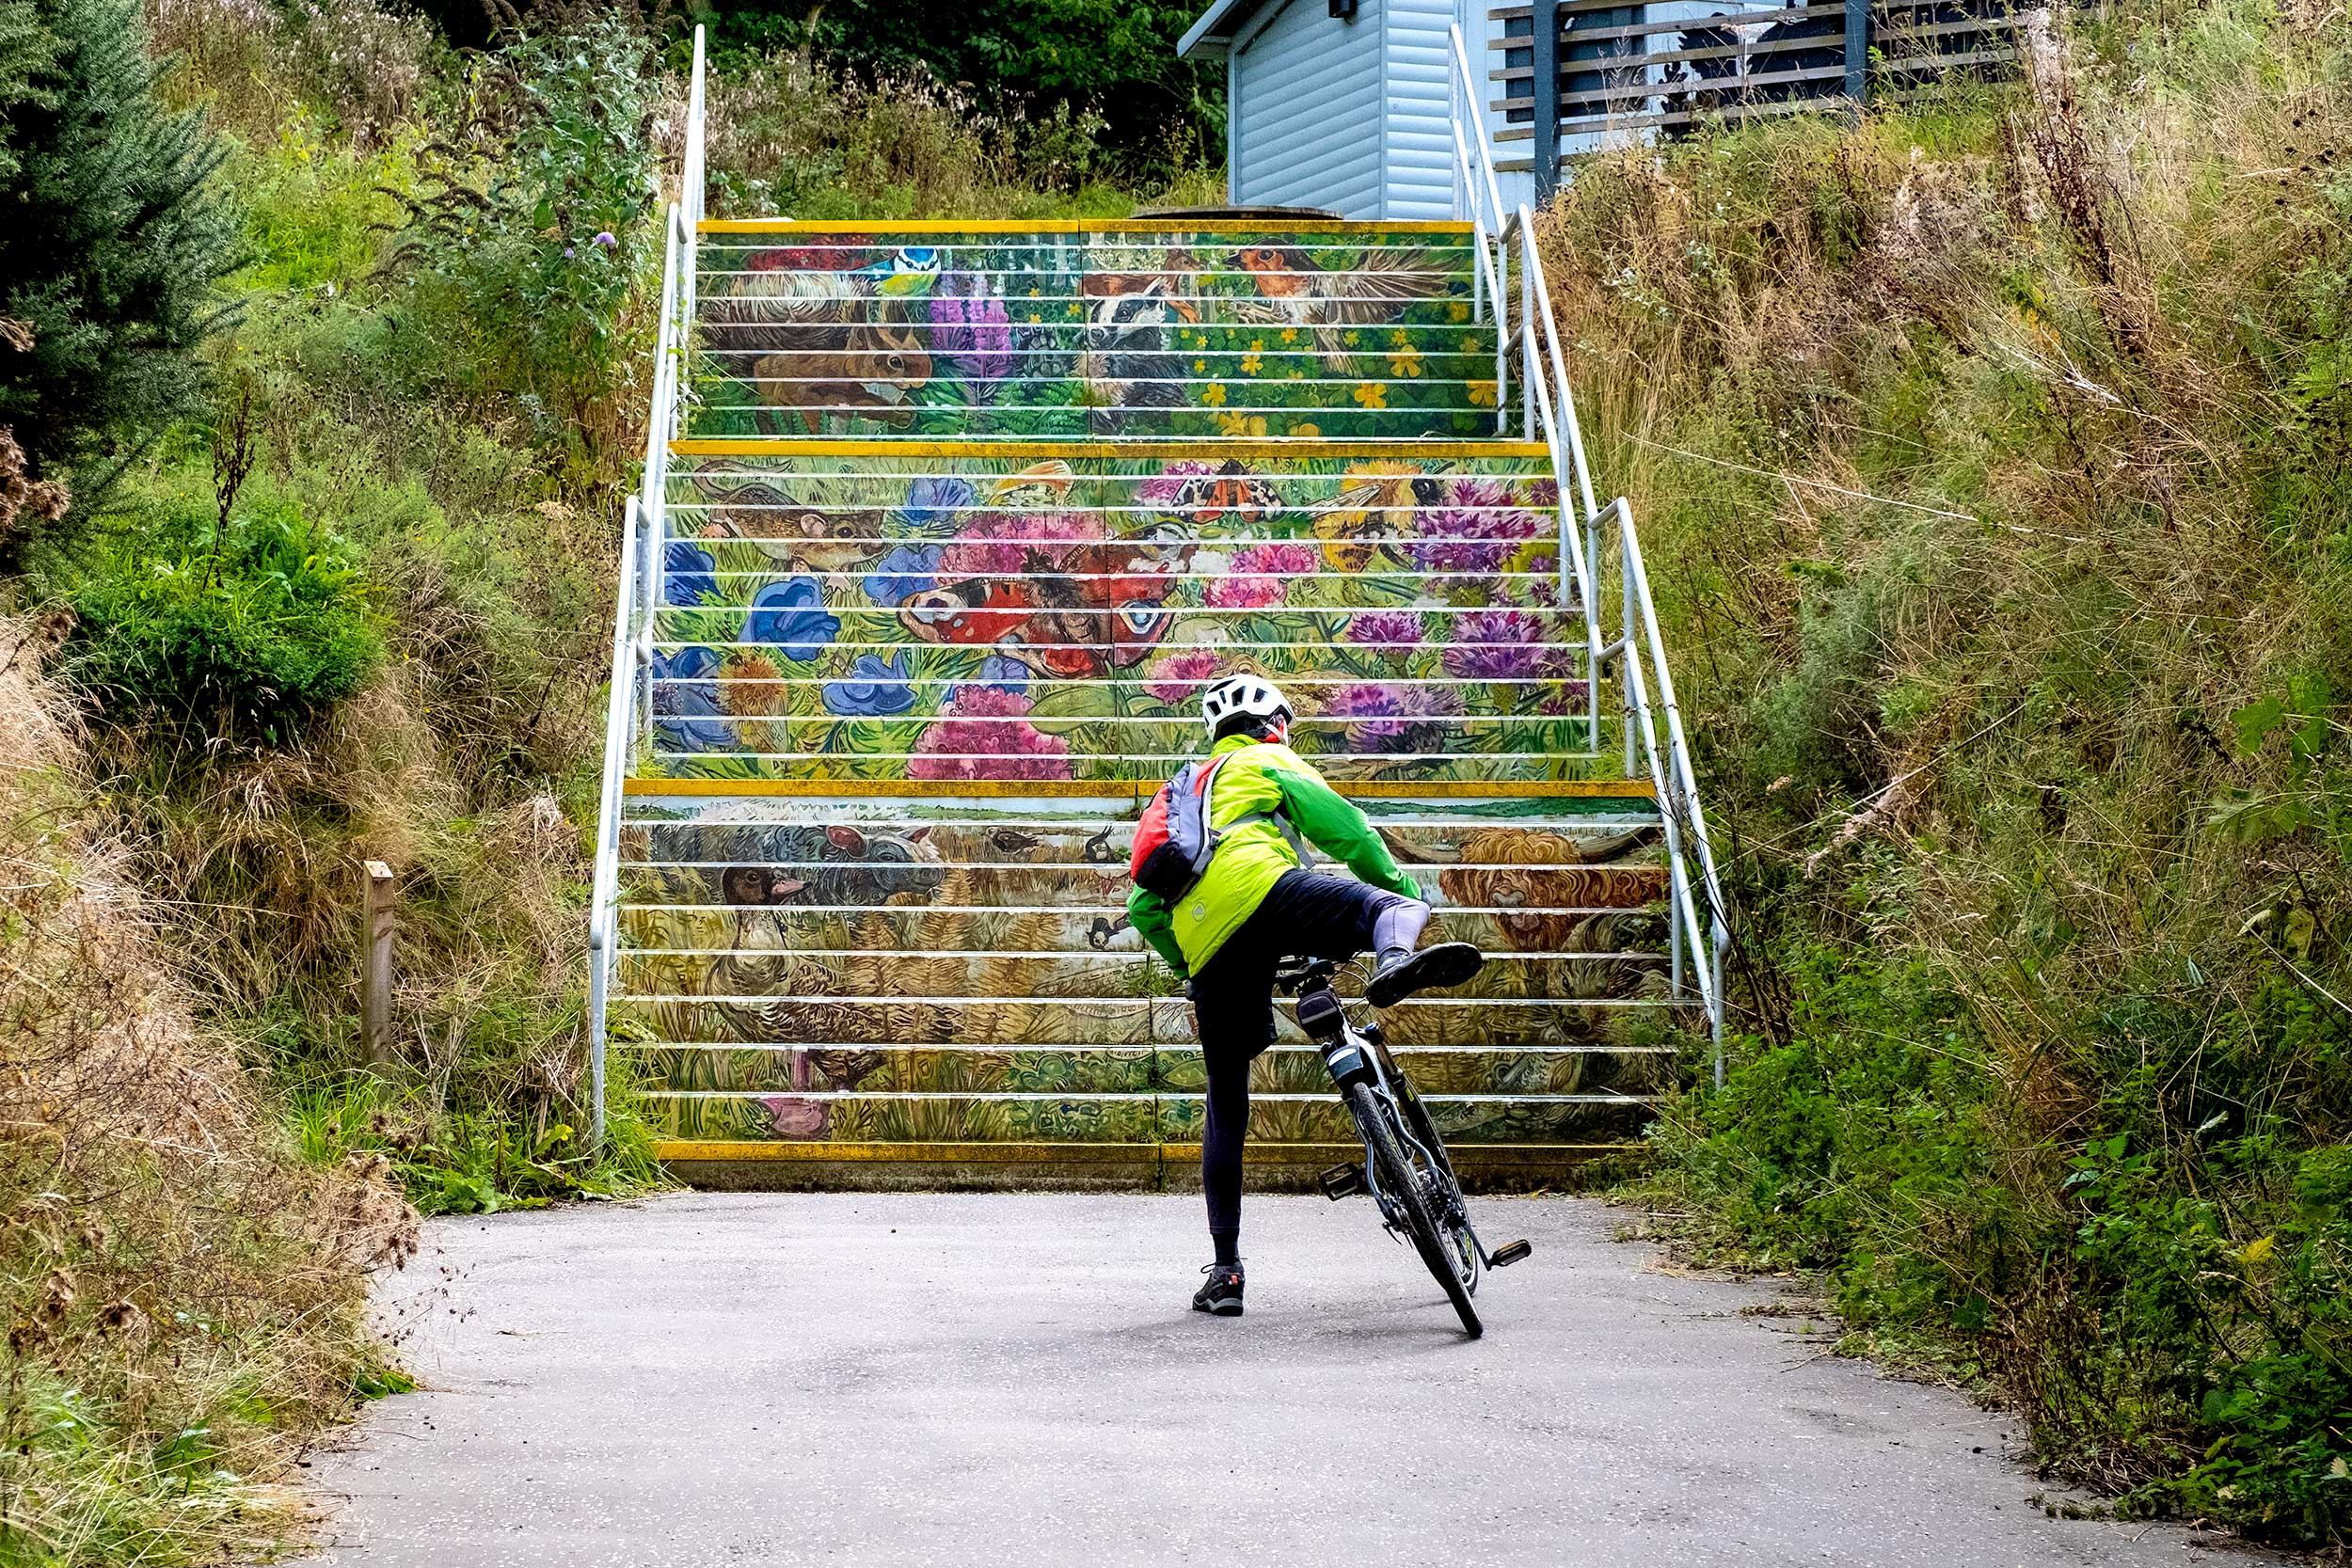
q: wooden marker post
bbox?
[363,860,396,1069]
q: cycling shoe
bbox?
[1192,1261,1246,1317]
[1365,941,1486,1008]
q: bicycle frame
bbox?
[1283,959,1507,1275]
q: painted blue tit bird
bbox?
[856,246,944,296]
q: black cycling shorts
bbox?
[1187,870,1408,1068]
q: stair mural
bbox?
[588,37,1728,1187]
[692,221,1498,439]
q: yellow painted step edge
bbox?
[671,437,1548,461]
[654,1138,1635,1164]
[623,778,1658,801]
[696,217,1476,236]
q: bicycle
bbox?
[1274,955,1533,1338]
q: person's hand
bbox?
[1183,978,1199,1003]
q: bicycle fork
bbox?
[1301,986,1533,1270]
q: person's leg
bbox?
[1248,868,1483,1007]
[1188,936,1277,1282]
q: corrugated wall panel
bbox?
[1234,0,1385,217]
[1382,0,1467,219]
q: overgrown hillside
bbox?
[0,2,1218,1560]
[0,614,419,1562]
[1538,3,2351,1547]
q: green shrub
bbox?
[63,493,382,740]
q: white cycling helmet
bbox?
[1200,674,1293,738]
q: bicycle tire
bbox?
[1346,1081,1483,1338]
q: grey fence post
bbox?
[1532,0,1560,203]
[1843,0,1869,106]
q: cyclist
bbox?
[1128,674,1483,1318]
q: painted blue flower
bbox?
[864,544,943,607]
[979,652,1031,693]
[744,577,839,662]
[649,645,733,751]
[898,476,977,529]
[664,542,719,606]
[822,653,917,717]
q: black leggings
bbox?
[1187,871,1428,1252]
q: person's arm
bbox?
[1263,749,1422,900]
[1126,882,1188,979]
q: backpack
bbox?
[1128,755,1236,902]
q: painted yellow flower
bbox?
[1292,422,1321,437]
[1343,330,1362,348]
[1460,335,1483,356]
[1388,344,1423,379]
[1351,382,1388,409]
[1280,328,1299,344]
[1450,301,1470,324]
[1201,382,1229,406]
[1240,351,1263,375]
[1390,329,1411,349]
[1193,359,1207,373]
[1215,412,1270,437]
[1468,379,1498,407]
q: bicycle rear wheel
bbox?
[1345,1081,1482,1338]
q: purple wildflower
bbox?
[1413,480,1543,575]
[1346,610,1427,647]
[930,277,1013,392]
[594,230,617,248]
[1444,610,1575,681]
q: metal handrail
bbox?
[1445,24,1511,420]
[1447,31,1735,1078]
[589,26,707,1149]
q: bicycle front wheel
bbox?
[1345,1081,1482,1338]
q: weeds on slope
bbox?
[1540,0,2352,1546]
[0,618,419,1564]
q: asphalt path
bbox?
[297,1192,2250,1568]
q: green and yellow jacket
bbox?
[1126,734,1421,980]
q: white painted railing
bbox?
[588,26,706,1148]
[1449,24,1734,1078]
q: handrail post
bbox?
[1531,0,1561,204]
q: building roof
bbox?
[1177,0,1277,58]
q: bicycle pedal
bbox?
[1316,1162,1366,1200]
[1489,1239,1534,1268]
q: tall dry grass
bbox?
[0,615,418,1564]
[1545,0,2352,1540]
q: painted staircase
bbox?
[587,34,1729,1188]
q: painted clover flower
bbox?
[744,577,839,662]
[1144,647,1226,705]
[907,685,1073,782]
[821,652,918,718]
[1205,541,1318,610]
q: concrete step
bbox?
[637,1088,1657,1148]
[627,1042,1671,1096]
